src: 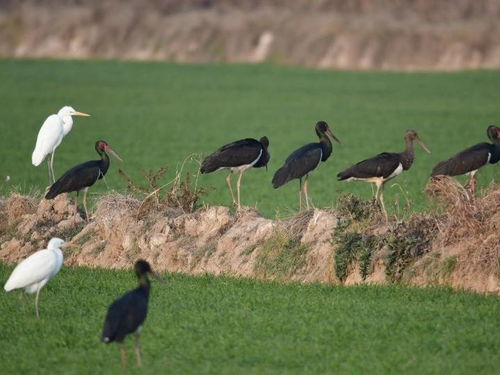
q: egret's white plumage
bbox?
[32,106,90,183]
[4,237,65,318]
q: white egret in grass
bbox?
[4,237,66,318]
[32,106,90,183]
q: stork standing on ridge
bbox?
[200,136,270,210]
[32,106,90,184]
[102,260,165,367]
[4,238,66,318]
[45,140,122,220]
[431,125,500,194]
[272,121,341,210]
[337,129,430,219]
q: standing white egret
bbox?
[4,237,66,318]
[32,106,90,183]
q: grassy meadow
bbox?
[0,264,499,374]
[0,60,499,217]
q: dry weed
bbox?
[426,177,497,245]
[118,156,208,214]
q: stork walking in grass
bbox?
[4,238,66,318]
[200,136,270,210]
[431,125,500,195]
[337,129,431,220]
[32,106,90,184]
[272,121,340,210]
[45,140,122,220]
[102,260,164,367]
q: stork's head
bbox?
[95,140,123,161]
[405,129,431,153]
[134,259,166,284]
[315,121,341,144]
[487,125,500,142]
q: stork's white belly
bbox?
[215,149,263,173]
[387,163,403,180]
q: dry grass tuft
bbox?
[426,177,497,245]
[93,193,141,228]
[286,209,315,239]
[118,157,208,215]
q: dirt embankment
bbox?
[2,0,500,70]
[1,180,499,294]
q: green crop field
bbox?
[0,264,499,374]
[0,59,499,217]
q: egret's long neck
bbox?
[61,115,74,136]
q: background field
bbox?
[0,264,499,374]
[1,59,500,217]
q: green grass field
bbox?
[0,264,499,374]
[1,60,499,217]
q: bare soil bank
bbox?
[1,181,498,294]
[2,0,500,70]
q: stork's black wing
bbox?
[45,160,103,199]
[337,152,401,180]
[200,138,264,173]
[431,143,492,177]
[102,289,148,343]
[272,143,322,188]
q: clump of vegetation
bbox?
[334,229,379,282]
[333,195,383,282]
[385,216,437,282]
[254,229,308,280]
[334,231,362,282]
[336,193,380,222]
[118,158,209,214]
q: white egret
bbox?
[32,106,90,183]
[4,237,66,318]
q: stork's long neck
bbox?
[96,147,110,175]
[61,115,74,136]
[318,131,332,161]
[490,138,500,164]
[137,274,151,295]
[401,136,415,170]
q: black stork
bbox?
[337,129,430,219]
[272,121,341,210]
[102,259,164,367]
[431,125,500,194]
[200,136,270,210]
[45,140,122,220]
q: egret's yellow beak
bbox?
[74,111,91,117]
